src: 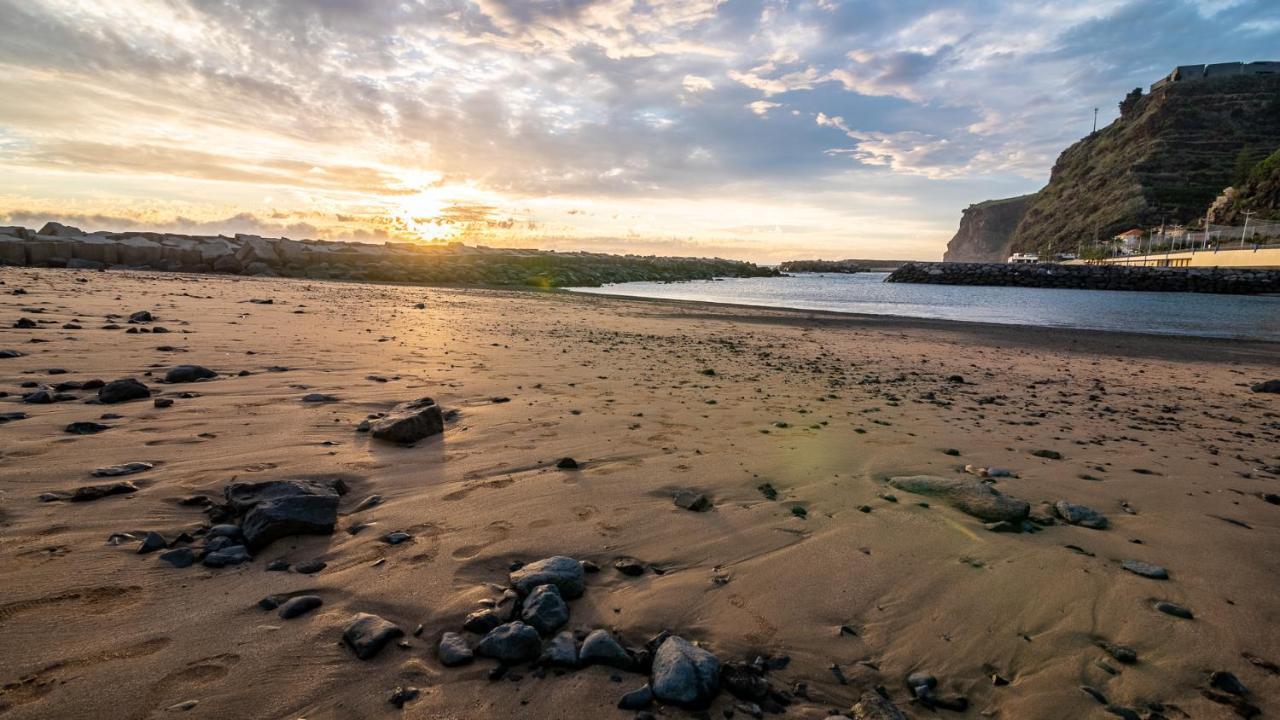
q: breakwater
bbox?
[886,262,1280,295]
[0,223,778,288]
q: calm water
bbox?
[571,272,1280,341]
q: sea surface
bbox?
[570,272,1280,341]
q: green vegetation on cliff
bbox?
[1214,147,1280,223]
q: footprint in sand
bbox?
[150,653,241,693]
[0,585,142,624]
[727,594,779,646]
[0,637,170,709]
[451,520,513,559]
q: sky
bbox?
[0,1,1277,262]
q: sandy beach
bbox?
[1,266,1278,720]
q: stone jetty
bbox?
[887,261,1280,294]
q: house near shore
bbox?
[1007,252,1039,264]
[1115,228,1144,252]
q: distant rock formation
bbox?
[779,258,911,273]
[941,195,1035,263]
[947,64,1280,260]
[0,224,779,287]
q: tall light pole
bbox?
[1092,108,1099,134]
[1241,210,1255,248]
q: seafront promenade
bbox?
[1092,245,1280,268]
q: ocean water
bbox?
[570,272,1280,341]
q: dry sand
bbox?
[1,267,1278,720]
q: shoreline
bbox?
[561,285,1280,355]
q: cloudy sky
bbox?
[0,0,1277,261]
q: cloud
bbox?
[0,0,1276,261]
[682,74,715,92]
[748,100,782,116]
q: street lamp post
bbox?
[1240,211,1255,248]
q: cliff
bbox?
[1011,72,1280,255]
[941,194,1035,263]
[0,224,779,287]
[947,68,1280,259]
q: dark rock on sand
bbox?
[618,685,654,711]
[0,411,28,424]
[1099,642,1138,664]
[614,557,645,576]
[888,476,1029,523]
[203,545,251,567]
[295,559,327,574]
[580,629,632,669]
[521,584,570,635]
[556,457,580,469]
[438,632,474,667]
[369,397,444,443]
[154,397,173,408]
[98,378,151,404]
[651,636,720,708]
[278,595,323,619]
[476,621,542,663]
[23,389,54,404]
[164,365,216,383]
[674,490,712,512]
[1121,560,1169,579]
[720,662,769,701]
[92,462,153,477]
[137,531,167,554]
[1251,380,1280,393]
[509,556,585,599]
[66,421,113,435]
[128,311,153,323]
[541,631,579,667]
[159,548,195,568]
[908,672,968,711]
[344,613,404,660]
[224,478,344,551]
[463,609,503,635]
[71,481,138,501]
[851,691,908,720]
[1154,601,1194,619]
[388,686,420,709]
[1209,670,1249,696]
[352,494,382,512]
[301,393,338,403]
[0,349,24,358]
[1055,501,1109,529]
[383,531,411,545]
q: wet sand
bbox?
[1,267,1278,719]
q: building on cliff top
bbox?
[1150,60,1280,91]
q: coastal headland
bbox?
[1,267,1277,719]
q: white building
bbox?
[1007,253,1039,264]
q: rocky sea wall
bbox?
[0,223,778,288]
[886,262,1280,295]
